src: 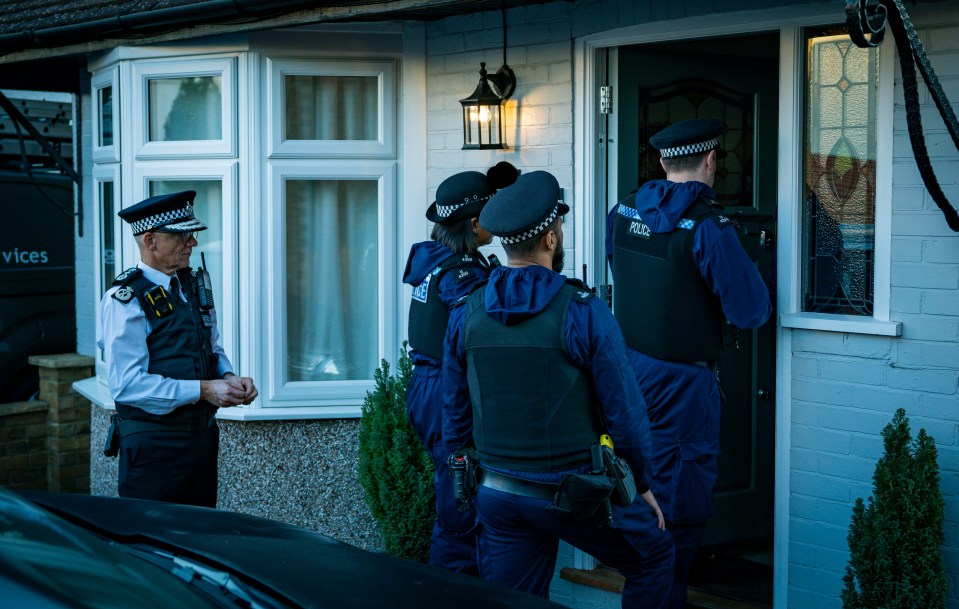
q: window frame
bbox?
[779,21,901,337]
[92,163,123,376]
[91,66,120,162]
[131,56,237,159]
[131,161,241,364]
[266,57,396,159]
[263,160,398,412]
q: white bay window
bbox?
[84,26,411,417]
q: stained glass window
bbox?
[802,31,878,315]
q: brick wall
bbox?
[788,5,959,608]
[0,401,49,490]
[426,1,576,268]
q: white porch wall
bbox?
[424,0,578,271]
[788,5,959,609]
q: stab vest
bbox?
[408,253,487,361]
[110,267,218,425]
[462,279,602,472]
[609,196,725,363]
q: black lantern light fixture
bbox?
[460,8,516,150]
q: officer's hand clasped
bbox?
[201,376,258,407]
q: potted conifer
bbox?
[357,346,435,562]
[842,408,946,608]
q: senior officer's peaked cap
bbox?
[426,162,519,225]
[117,190,208,236]
[480,171,569,245]
[649,118,727,159]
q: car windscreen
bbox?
[0,491,217,609]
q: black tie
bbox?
[170,276,185,303]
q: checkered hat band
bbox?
[500,205,560,245]
[131,204,194,234]
[659,137,720,159]
[436,193,492,219]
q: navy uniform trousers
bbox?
[406,364,479,574]
[118,424,219,508]
[474,484,674,609]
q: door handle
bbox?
[757,388,771,400]
[759,229,774,250]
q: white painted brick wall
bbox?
[425,1,575,267]
[791,4,959,607]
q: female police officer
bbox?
[402,163,517,574]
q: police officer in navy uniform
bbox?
[605,119,772,608]
[403,164,517,574]
[443,171,674,608]
[97,191,257,507]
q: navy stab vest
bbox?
[462,279,602,473]
[609,196,725,363]
[408,253,487,361]
[111,267,218,425]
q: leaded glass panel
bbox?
[802,31,878,315]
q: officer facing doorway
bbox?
[606,118,772,608]
[599,31,780,605]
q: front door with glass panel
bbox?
[613,32,780,548]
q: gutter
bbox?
[0,0,393,55]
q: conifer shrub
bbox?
[842,408,946,609]
[357,346,435,562]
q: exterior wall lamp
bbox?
[460,7,515,150]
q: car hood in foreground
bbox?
[20,491,565,609]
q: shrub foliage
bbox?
[357,347,435,562]
[842,408,946,609]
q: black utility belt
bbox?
[114,414,216,436]
[479,469,559,500]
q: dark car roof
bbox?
[20,491,566,609]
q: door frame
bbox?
[572,5,842,606]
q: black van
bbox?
[0,170,76,400]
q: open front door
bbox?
[611,32,779,548]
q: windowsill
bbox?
[779,312,902,337]
[73,376,362,420]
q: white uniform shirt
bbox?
[96,261,234,415]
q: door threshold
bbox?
[687,587,772,609]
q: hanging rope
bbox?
[846,0,959,231]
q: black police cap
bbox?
[649,118,726,159]
[117,190,207,236]
[426,163,519,225]
[479,171,569,245]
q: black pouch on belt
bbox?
[547,473,615,524]
[601,445,638,507]
[103,414,120,458]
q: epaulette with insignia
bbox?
[452,267,473,283]
[112,286,136,303]
[565,278,594,304]
[112,267,143,287]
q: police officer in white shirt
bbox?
[97,190,256,507]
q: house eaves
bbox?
[0,0,556,64]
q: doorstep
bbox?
[559,567,772,609]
